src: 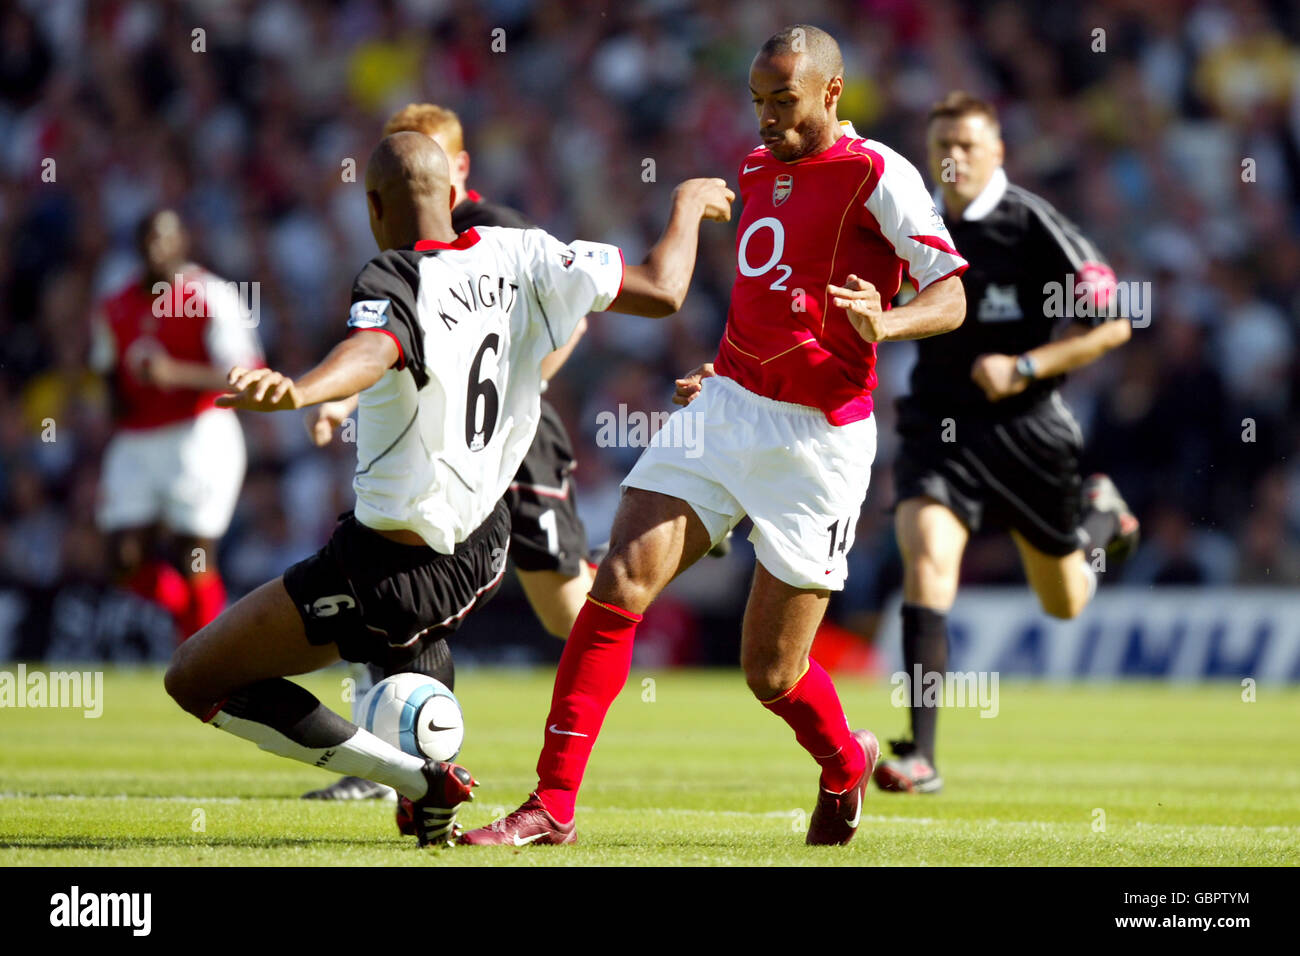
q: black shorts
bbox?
[282,498,510,668]
[893,393,1086,556]
[505,398,590,577]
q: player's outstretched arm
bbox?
[830,273,966,343]
[609,178,734,318]
[971,319,1132,402]
[218,332,399,413]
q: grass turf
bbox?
[1,667,1297,866]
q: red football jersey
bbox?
[714,122,968,425]
[93,267,262,430]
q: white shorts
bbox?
[621,375,876,590]
[97,407,247,539]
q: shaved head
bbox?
[364,132,457,251]
[750,24,846,162]
[758,24,844,86]
[366,131,452,206]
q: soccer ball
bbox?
[360,673,464,762]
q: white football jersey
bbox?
[345,226,623,552]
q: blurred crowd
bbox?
[1,0,1298,659]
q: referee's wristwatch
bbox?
[1015,354,1038,382]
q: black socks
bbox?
[901,604,949,765]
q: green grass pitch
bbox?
[1,668,1297,866]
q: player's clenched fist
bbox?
[673,178,735,222]
[829,275,889,343]
[218,366,303,412]
[673,362,716,406]
[970,353,1029,402]
[306,400,352,446]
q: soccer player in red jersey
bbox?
[462,24,969,848]
[91,210,262,641]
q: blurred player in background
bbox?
[464,25,967,849]
[165,132,733,846]
[302,103,599,802]
[874,92,1140,794]
[91,209,262,642]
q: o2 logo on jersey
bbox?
[772,173,794,206]
[738,216,792,291]
[348,299,390,329]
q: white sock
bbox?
[210,709,428,799]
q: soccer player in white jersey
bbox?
[164,132,733,846]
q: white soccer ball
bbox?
[360,673,464,762]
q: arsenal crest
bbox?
[772,173,793,206]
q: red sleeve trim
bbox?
[347,326,405,369]
[909,234,962,256]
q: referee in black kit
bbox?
[875,92,1141,795]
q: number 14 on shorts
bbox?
[825,516,853,571]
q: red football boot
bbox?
[458,793,577,846]
[805,729,879,846]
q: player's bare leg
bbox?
[1011,532,1094,620]
[740,563,831,700]
[897,497,969,611]
[516,563,595,639]
[742,562,878,845]
[460,489,711,845]
[165,577,475,842]
[590,488,715,613]
[879,497,970,793]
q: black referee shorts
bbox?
[505,398,590,577]
[893,394,1086,557]
[282,499,510,669]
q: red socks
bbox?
[180,571,227,641]
[123,562,227,643]
[535,597,641,823]
[125,560,190,626]
[761,659,864,793]
[532,603,860,821]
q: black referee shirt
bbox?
[905,168,1121,418]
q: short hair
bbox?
[927,91,1000,131]
[758,24,844,83]
[383,103,464,154]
